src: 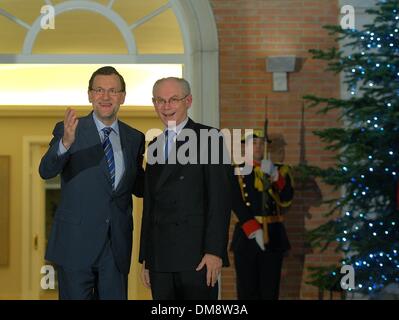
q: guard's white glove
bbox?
[248,229,265,251]
[261,159,279,181]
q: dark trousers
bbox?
[149,269,218,300]
[232,231,284,300]
[57,240,128,300]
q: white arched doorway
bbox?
[0,0,220,127]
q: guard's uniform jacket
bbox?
[231,162,294,299]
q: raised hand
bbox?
[62,107,79,149]
[261,159,278,181]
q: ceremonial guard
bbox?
[231,130,294,300]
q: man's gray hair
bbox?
[152,77,191,97]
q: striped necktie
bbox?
[102,127,115,189]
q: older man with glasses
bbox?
[139,77,232,300]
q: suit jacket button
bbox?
[106,218,110,224]
[179,176,184,180]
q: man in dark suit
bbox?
[139,77,231,300]
[39,66,145,300]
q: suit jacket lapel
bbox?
[115,121,132,193]
[153,134,170,191]
[80,113,101,147]
[154,118,196,191]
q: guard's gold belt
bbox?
[254,215,284,244]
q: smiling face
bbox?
[88,74,126,126]
[152,79,192,127]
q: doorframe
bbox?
[21,136,51,299]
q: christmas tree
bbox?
[303,0,399,297]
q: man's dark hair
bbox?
[88,66,126,92]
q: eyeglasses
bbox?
[91,87,124,97]
[153,94,189,107]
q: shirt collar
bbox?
[163,117,188,136]
[92,112,119,136]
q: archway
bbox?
[0,0,220,126]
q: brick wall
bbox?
[210,0,342,299]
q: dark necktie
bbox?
[102,127,115,189]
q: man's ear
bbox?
[186,94,193,109]
[119,92,126,105]
[88,91,93,103]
